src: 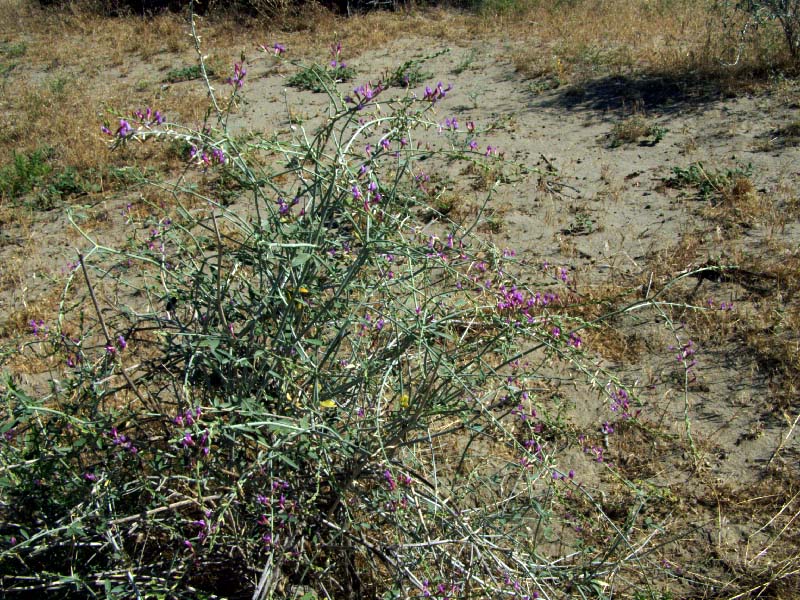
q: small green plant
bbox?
[384,58,432,88]
[287,41,356,92]
[47,73,71,96]
[0,41,26,58]
[287,62,356,92]
[651,124,668,144]
[164,64,210,83]
[47,166,98,198]
[562,210,595,235]
[0,147,53,200]
[667,161,753,201]
[453,47,478,75]
[609,115,668,147]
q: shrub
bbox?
[724,0,800,61]
[0,36,656,599]
[35,0,401,16]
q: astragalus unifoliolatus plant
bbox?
[0,35,652,599]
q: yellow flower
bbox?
[320,399,336,409]
[399,394,409,409]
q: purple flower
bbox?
[277,197,290,215]
[29,319,46,337]
[211,148,226,164]
[227,63,246,88]
[117,335,127,351]
[272,43,286,55]
[383,469,397,491]
[347,82,383,109]
[568,332,582,348]
[117,119,132,138]
[423,81,452,104]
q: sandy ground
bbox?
[1,25,799,596]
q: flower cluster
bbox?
[226,62,246,88]
[495,285,559,322]
[567,331,582,348]
[276,195,300,216]
[184,509,216,550]
[102,107,164,139]
[609,386,636,419]
[105,335,127,355]
[345,81,383,110]
[132,107,164,126]
[707,298,735,311]
[260,42,286,55]
[383,467,413,513]
[442,116,458,131]
[256,480,295,548]
[29,319,47,338]
[579,434,605,463]
[172,407,210,456]
[674,339,697,368]
[329,41,346,69]
[423,81,452,104]
[174,406,201,427]
[189,145,226,170]
[109,426,138,454]
[420,579,461,599]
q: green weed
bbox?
[667,161,753,201]
[287,62,356,92]
[453,47,479,75]
[609,115,668,147]
[384,49,448,89]
[0,148,53,201]
[0,41,26,58]
[164,64,212,83]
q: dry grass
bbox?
[505,0,796,87]
[509,0,716,81]
[1,3,799,598]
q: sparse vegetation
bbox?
[667,161,754,202]
[608,114,668,147]
[164,63,211,82]
[0,147,53,200]
[1,1,799,599]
